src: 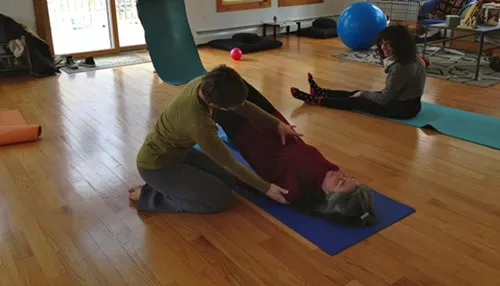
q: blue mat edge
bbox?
[388,102,500,150]
[231,172,417,255]
[195,129,416,255]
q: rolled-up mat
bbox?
[195,128,416,255]
[390,102,500,150]
[0,110,42,146]
[136,0,206,86]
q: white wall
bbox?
[0,0,356,46]
[0,0,37,32]
[185,0,355,44]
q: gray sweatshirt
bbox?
[360,56,426,105]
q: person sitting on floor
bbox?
[215,81,377,227]
[291,25,427,120]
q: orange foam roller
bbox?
[0,109,42,146]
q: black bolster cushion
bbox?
[231,33,262,44]
[208,33,283,54]
[312,18,337,29]
[490,56,500,72]
[298,18,338,39]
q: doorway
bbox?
[41,0,146,57]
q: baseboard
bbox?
[194,14,338,45]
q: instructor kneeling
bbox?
[130,65,301,213]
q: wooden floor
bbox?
[1,36,500,286]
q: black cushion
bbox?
[312,18,337,29]
[297,18,338,39]
[298,27,338,39]
[490,56,500,72]
[208,33,283,54]
[231,33,262,44]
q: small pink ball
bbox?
[230,48,242,61]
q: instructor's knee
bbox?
[212,192,233,212]
[201,189,233,213]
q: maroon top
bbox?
[233,111,339,202]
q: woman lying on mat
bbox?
[130,65,301,214]
[291,25,427,119]
[215,82,377,227]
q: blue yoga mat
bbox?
[196,129,416,255]
[137,0,206,85]
[391,102,500,149]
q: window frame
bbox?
[278,0,324,7]
[216,0,272,12]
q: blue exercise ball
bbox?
[337,2,388,51]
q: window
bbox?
[278,0,324,7]
[216,0,272,12]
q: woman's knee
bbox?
[136,180,234,213]
[187,189,233,213]
[244,82,277,114]
[209,192,233,212]
[137,162,235,213]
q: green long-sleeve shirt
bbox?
[136,76,281,193]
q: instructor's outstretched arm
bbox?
[190,124,289,204]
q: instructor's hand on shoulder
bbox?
[277,122,303,145]
[266,184,290,204]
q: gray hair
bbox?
[314,184,373,219]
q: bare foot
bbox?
[128,185,143,202]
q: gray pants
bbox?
[137,148,235,213]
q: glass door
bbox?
[115,0,146,48]
[47,0,117,55]
[44,0,146,56]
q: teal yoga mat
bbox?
[137,0,206,85]
[391,102,500,149]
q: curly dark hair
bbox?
[375,25,417,65]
